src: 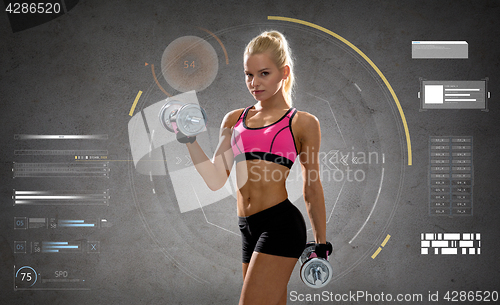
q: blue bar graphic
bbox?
[43,245,79,249]
[58,224,95,227]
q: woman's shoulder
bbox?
[220,107,247,128]
[292,109,320,127]
[292,109,321,147]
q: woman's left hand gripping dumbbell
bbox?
[299,241,334,288]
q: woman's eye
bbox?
[261,72,269,76]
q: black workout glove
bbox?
[314,242,333,260]
[176,129,196,144]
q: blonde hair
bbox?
[245,31,295,106]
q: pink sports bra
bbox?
[231,106,299,169]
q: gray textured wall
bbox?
[1,0,499,304]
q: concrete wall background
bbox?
[1,0,499,304]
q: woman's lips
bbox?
[253,90,264,95]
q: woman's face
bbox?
[244,52,288,102]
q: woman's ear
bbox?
[282,65,290,80]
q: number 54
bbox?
[184,61,195,68]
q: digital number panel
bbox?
[429,136,473,216]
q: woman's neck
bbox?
[255,90,290,111]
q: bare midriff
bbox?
[235,159,292,217]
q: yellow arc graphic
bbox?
[129,91,143,116]
[268,16,412,166]
[371,247,382,259]
[381,234,391,247]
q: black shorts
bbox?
[238,198,307,263]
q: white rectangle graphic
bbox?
[460,240,474,248]
[412,41,468,59]
[424,85,444,104]
[443,233,460,240]
[421,233,480,255]
[432,241,449,247]
[442,248,458,255]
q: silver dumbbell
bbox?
[159,100,208,137]
[299,242,334,289]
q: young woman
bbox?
[183,31,327,305]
